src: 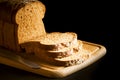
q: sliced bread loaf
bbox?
[34,40,90,66]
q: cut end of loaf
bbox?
[15,1,46,44]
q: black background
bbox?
[0,0,118,80]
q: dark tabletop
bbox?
[0,58,105,80]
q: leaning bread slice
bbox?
[45,40,83,58]
[30,32,78,51]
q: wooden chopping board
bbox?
[0,41,106,78]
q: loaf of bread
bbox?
[0,0,91,67]
[19,31,88,67]
[0,0,46,51]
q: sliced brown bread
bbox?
[29,32,78,51]
[0,0,90,67]
[34,40,90,66]
[21,32,78,54]
[44,40,83,58]
[54,48,90,66]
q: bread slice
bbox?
[34,40,91,66]
[44,40,83,58]
[16,0,46,44]
[29,32,78,51]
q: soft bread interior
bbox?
[16,1,46,44]
[30,32,77,45]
